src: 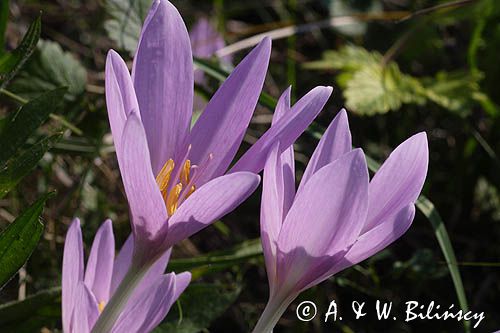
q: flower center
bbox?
[98,301,106,313]
[156,158,196,216]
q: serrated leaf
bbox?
[154,283,241,333]
[0,134,61,199]
[10,40,87,101]
[104,0,150,54]
[0,192,54,289]
[0,87,66,163]
[0,16,40,89]
[0,287,60,330]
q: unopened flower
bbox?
[62,219,189,333]
[253,106,428,332]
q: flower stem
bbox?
[252,292,297,333]
[90,262,150,333]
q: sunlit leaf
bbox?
[0,134,61,199]
[0,16,40,89]
[0,192,54,289]
[0,87,66,164]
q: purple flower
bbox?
[253,107,429,332]
[62,219,190,333]
[105,0,332,267]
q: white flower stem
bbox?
[90,262,151,333]
[252,292,297,333]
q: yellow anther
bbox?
[186,185,196,199]
[166,183,183,216]
[98,301,106,313]
[180,159,191,185]
[156,159,175,192]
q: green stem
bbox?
[90,262,151,333]
[252,292,297,333]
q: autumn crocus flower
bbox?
[253,106,429,332]
[100,0,332,330]
[62,219,189,333]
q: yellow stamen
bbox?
[155,159,175,192]
[186,185,196,199]
[98,301,106,313]
[180,159,191,185]
[166,183,183,216]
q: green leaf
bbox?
[0,16,40,89]
[0,87,66,164]
[169,238,262,278]
[154,283,241,333]
[0,287,60,330]
[0,134,61,199]
[0,192,54,289]
[10,40,87,101]
[104,0,150,54]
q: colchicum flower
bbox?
[62,219,190,333]
[99,0,332,330]
[253,105,429,332]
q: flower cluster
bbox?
[61,0,428,332]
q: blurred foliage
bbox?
[0,0,499,332]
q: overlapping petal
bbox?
[362,132,428,233]
[165,172,260,247]
[299,108,351,190]
[230,86,333,174]
[132,0,194,174]
[84,219,115,304]
[62,219,84,333]
[71,282,99,333]
[188,37,271,186]
[111,272,191,333]
[120,112,167,241]
[276,150,369,289]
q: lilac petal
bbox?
[164,172,260,247]
[362,132,428,233]
[276,150,369,290]
[261,143,284,293]
[84,220,115,303]
[62,219,84,333]
[110,234,133,295]
[188,37,271,186]
[105,50,139,158]
[190,17,227,59]
[71,282,99,333]
[132,0,194,175]
[271,88,295,216]
[111,272,191,333]
[230,86,333,174]
[120,112,167,242]
[299,109,351,191]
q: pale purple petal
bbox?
[191,17,226,59]
[164,172,260,247]
[84,219,115,304]
[105,50,139,162]
[271,88,295,216]
[132,0,194,174]
[276,150,368,290]
[261,143,284,293]
[111,272,191,333]
[362,132,428,233]
[71,282,99,333]
[299,108,351,190]
[62,218,84,333]
[230,86,333,174]
[110,234,133,295]
[120,112,167,242]
[188,37,271,186]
